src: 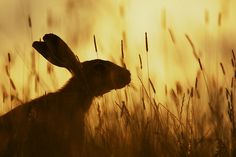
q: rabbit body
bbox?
[0,89,86,157]
[0,34,130,157]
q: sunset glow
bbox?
[0,0,236,156]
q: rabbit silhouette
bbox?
[0,34,131,157]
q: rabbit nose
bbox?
[125,70,131,83]
[110,69,131,89]
[120,69,131,85]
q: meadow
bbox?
[0,0,236,156]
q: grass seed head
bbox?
[168,28,176,44]
[149,78,156,94]
[218,12,222,27]
[93,35,98,53]
[176,82,183,95]
[139,54,143,69]
[28,15,32,28]
[220,62,226,75]
[7,53,11,63]
[198,58,203,70]
[145,32,148,52]
[185,34,198,60]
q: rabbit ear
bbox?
[32,34,82,75]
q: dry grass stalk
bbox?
[170,89,179,107]
[1,86,8,103]
[120,40,126,68]
[197,58,210,97]
[195,88,200,99]
[185,34,198,60]
[231,59,235,68]
[5,65,9,77]
[180,94,185,119]
[226,89,234,122]
[121,40,124,59]
[47,11,53,27]
[142,97,145,110]
[226,87,236,157]
[148,78,156,94]
[93,35,98,53]
[220,62,226,75]
[153,98,159,113]
[165,85,168,96]
[7,53,11,63]
[9,79,16,91]
[122,31,127,50]
[198,58,203,70]
[168,28,176,44]
[225,88,230,100]
[96,103,103,131]
[4,53,16,109]
[35,74,40,93]
[232,49,235,61]
[190,88,193,97]
[28,15,32,28]
[139,54,143,69]
[119,5,125,18]
[47,62,53,74]
[176,82,183,95]
[231,77,234,88]
[195,77,198,89]
[145,32,148,52]
[232,50,236,77]
[120,101,130,118]
[218,12,222,27]
[31,51,36,73]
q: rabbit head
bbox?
[81,59,130,96]
[33,34,131,97]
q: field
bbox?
[0,0,236,156]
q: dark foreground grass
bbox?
[83,84,235,156]
[82,51,236,157]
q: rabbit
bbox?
[0,33,131,157]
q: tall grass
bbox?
[2,45,235,157]
[83,52,235,157]
[0,1,236,156]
